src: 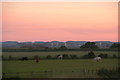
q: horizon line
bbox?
[1,40,118,43]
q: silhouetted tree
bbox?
[59,46,67,50]
[80,42,98,51]
[46,55,52,59]
[82,51,96,59]
[98,54,108,58]
[63,54,69,59]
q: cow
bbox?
[93,57,101,62]
[20,57,28,61]
[57,55,63,59]
[36,57,40,63]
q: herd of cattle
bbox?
[19,55,101,63]
[57,55,101,61]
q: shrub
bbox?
[87,51,96,58]
[112,54,117,58]
[33,55,39,59]
[46,55,52,59]
[97,68,119,78]
[63,54,69,59]
[59,46,67,50]
[9,55,14,60]
[70,55,78,59]
[82,51,96,59]
[98,54,108,58]
[81,54,89,59]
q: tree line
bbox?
[2,42,120,52]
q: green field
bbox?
[2,51,119,78]
[2,51,118,59]
[3,59,118,78]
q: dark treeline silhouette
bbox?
[2,42,119,52]
[80,42,98,49]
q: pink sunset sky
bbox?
[2,2,118,42]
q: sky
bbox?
[2,2,118,42]
[1,0,119,2]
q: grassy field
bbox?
[3,59,118,78]
[2,51,118,59]
[2,51,119,78]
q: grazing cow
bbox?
[36,57,40,63]
[57,55,63,59]
[20,57,28,61]
[93,57,101,62]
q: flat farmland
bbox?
[2,59,118,78]
[2,51,118,59]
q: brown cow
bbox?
[36,57,40,63]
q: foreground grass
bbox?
[2,59,118,78]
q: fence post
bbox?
[83,69,87,77]
[17,72,19,78]
[91,69,94,74]
[95,70,98,74]
[31,72,34,78]
[88,69,90,74]
[2,73,5,78]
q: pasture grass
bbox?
[2,59,118,78]
[2,51,118,78]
